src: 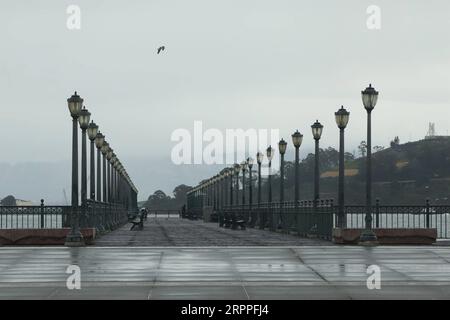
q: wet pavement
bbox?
[95,218,331,246]
[1,246,450,299]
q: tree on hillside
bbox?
[390,136,400,148]
[1,195,16,206]
[358,141,367,157]
[344,152,355,162]
[373,145,385,153]
[146,190,172,209]
[172,184,192,206]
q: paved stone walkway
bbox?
[95,218,331,246]
[1,246,450,299]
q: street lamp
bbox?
[78,107,91,208]
[234,163,240,206]
[101,141,109,203]
[111,155,117,204]
[241,160,247,207]
[256,152,264,229]
[66,92,84,246]
[335,106,350,228]
[228,167,234,207]
[278,139,287,231]
[360,84,379,244]
[247,157,254,226]
[291,130,303,210]
[311,120,323,208]
[87,121,98,200]
[106,147,113,203]
[266,145,273,204]
[266,145,274,230]
[95,132,104,202]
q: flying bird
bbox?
[157,46,165,54]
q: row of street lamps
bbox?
[187,84,379,243]
[65,91,138,246]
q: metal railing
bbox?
[147,209,181,219]
[218,200,334,239]
[187,199,450,239]
[0,199,131,231]
[343,199,450,239]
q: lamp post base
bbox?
[65,231,85,247]
[359,229,379,246]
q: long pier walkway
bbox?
[94,217,330,246]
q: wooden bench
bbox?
[233,218,246,230]
[222,213,246,230]
[130,211,145,231]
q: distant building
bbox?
[15,199,34,206]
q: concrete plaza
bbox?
[1,219,450,299]
[95,218,331,246]
[1,245,450,299]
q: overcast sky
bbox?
[1,0,450,202]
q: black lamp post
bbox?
[360,84,379,244]
[222,170,228,210]
[241,161,247,208]
[101,141,109,203]
[234,164,240,206]
[335,106,350,228]
[278,139,287,231]
[110,154,117,204]
[66,92,83,246]
[247,157,254,226]
[87,121,98,200]
[311,121,323,208]
[291,130,303,210]
[106,148,113,203]
[229,167,233,206]
[256,152,263,229]
[78,108,91,208]
[266,146,274,230]
[95,132,104,202]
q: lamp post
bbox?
[106,148,113,203]
[266,146,274,230]
[229,167,234,207]
[311,121,323,208]
[310,120,323,236]
[247,157,254,226]
[234,164,240,206]
[360,84,379,244]
[278,139,287,231]
[257,152,263,229]
[111,154,117,204]
[241,161,247,208]
[78,108,91,206]
[95,132,104,202]
[335,106,350,228]
[66,92,83,246]
[292,130,303,211]
[87,121,98,200]
[233,164,240,229]
[101,141,109,203]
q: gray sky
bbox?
[1,0,450,202]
